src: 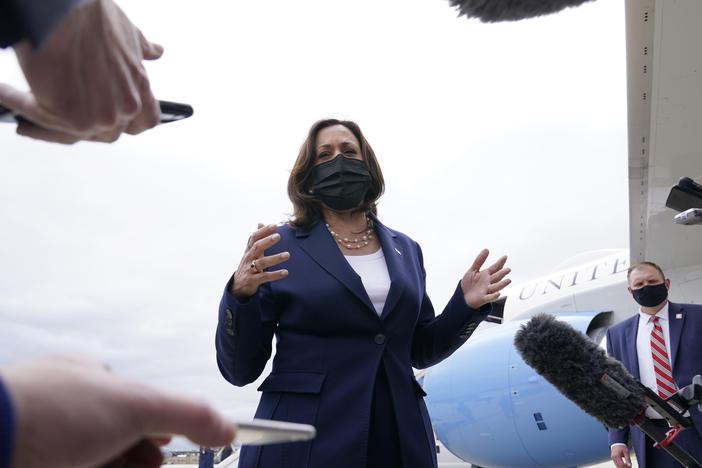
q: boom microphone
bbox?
[514,313,646,429]
[448,0,596,22]
[515,314,702,467]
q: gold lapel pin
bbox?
[394,248,402,256]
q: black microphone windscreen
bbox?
[448,0,596,22]
[514,314,646,429]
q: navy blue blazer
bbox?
[216,217,490,468]
[606,302,702,466]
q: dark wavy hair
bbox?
[288,119,385,230]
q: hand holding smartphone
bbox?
[0,100,193,125]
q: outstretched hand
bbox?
[0,355,236,468]
[460,249,511,309]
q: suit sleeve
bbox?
[215,278,278,387]
[0,0,85,48]
[410,243,491,369]
[606,327,630,445]
[0,376,15,468]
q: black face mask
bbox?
[631,283,668,307]
[312,154,372,211]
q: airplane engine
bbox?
[425,312,612,468]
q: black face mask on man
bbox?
[312,154,372,211]
[631,283,668,307]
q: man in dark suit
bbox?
[606,261,702,468]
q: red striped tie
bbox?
[650,316,676,398]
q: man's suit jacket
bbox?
[216,217,490,468]
[606,302,702,466]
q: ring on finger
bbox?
[250,259,261,273]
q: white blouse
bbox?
[344,248,391,316]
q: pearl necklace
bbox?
[325,217,375,250]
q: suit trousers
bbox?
[367,363,403,468]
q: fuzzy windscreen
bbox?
[448,0,595,22]
[514,314,647,429]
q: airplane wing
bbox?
[626,0,702,304]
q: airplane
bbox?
[423,0,702,466]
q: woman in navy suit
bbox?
[216,119,510,468]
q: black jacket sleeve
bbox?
[0,376,15,468]
[0,0,84,48]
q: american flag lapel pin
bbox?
[676,313,682,319]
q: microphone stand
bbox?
[602,374,702,467]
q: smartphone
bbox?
[158,100,193,123]
[233,419,316,446]
[674,208,702,225]
[0,100,193,125]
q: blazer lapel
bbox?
[295,222,376,314]
[667,302,684,372]
[372,216,405,320]
[623,317,641,379]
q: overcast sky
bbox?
[0,0,628,450]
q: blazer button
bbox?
[374,334,386,345]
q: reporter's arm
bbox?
[0,0,163,143]
[0,355,236,468]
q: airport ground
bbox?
[432,439,638,468]
[162,447,637,468]
[161,438,636,468]
[159,460,636,467]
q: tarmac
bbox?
[163,442,638,468]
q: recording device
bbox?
[667,177,702,226]
[514,314,702,467]
[232,419,316,446]
[447,0,596,22]
[0,100,193,125]
[674,208,702,225]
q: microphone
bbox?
[514,313,645,429]
[447,0,596,22]
[514,314,702,467]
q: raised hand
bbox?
[229,223,290,301]
[460,249,511,309]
